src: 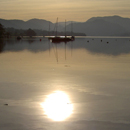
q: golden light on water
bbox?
[42,91,73,121]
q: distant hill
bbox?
[25,19,55,30]
[0,18,56,31]
[87,15,130,31]
[1,16,130,36]
[66,15,130,36]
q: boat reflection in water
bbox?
[41,91,73,121]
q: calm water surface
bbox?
[0,37,130,130]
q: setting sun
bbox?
[41,91,73,121]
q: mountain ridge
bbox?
[0,15,130,36]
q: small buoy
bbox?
[107,42,109,44]
[101,40,102,42]
[4,104,8,106]
[40,39,41,41]
[87,40,89,42]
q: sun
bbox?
[41,91,73,121]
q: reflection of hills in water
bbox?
[0,37,130,55]
[74,37,130,55]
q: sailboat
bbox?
[49,18,75,43]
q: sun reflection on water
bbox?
[41,91,73,121]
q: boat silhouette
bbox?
[49,18,75,43]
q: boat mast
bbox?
[48,21,50,37]
[71,21,73,36]
[56,17,58,37]
[71,21,75,40]
[65,19,66,38]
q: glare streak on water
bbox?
[0,37,130,130]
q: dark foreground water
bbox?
[0,36,130,130]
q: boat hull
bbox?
[49,36,75,43]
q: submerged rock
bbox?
[4,104,8,106]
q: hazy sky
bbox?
[0,0,130,22]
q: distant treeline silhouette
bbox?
[0,23,5,38]
[0,22,86,38]
[5,27,86,37]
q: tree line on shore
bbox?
[0,23,45,38]
[0,23,86,38]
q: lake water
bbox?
[0,36,130,130]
